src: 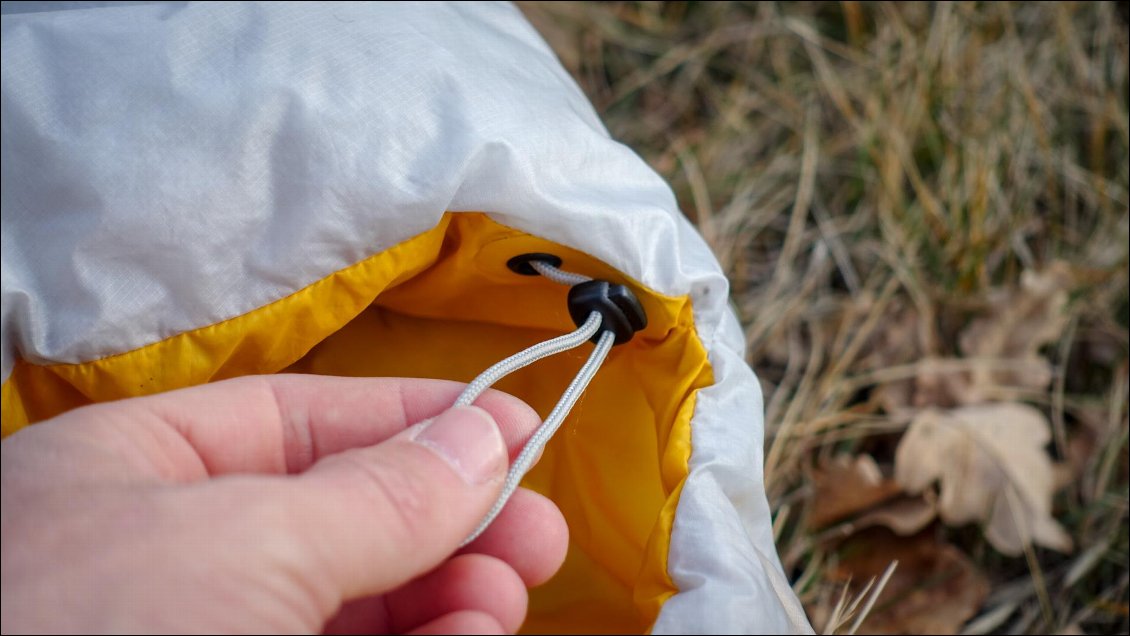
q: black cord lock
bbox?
[567,280,647,345]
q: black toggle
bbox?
[567,280,648,345]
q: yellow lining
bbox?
[0,213,711,633]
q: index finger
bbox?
[52,374,541,481]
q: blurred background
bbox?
[518,2,1128,634]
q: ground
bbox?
[520,2,1129,634]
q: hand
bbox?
[0,375,568,634]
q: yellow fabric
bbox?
[0,213,712,633]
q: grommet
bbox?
[567,280,647,345]
[507,253,563,276]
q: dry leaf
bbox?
[854,497,938,536]
[894,403,1073,555]
[960,261,1073,359]
[866,263,1075,413]
[957,261,1073,401]
[827,529,990,634]
[862,319,971,412]
[807,454,903,529]
[807,455,939,538]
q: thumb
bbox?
[284,405,509,600]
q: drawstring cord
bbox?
[458,261,617,546]
[529,260,591,286]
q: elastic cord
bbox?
[457,260,610,546]
[530,259,592,286]
[454,311,602,408]
[461,327,614,546]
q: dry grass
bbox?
[519,2,1129,634]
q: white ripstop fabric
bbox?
[0,2,813,632]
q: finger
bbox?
[384,554,526,634]
[276,405,513,599]
[324,491,565,634]
[405,610,506,636]
[322,596,389,635]
[458,488,568,587]
[51,374,539,481]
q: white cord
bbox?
[454,311,602,408]
[457,259,611,546]
[530,260,592,286]
[461,327,614,546]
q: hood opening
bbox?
[1,212,713,634]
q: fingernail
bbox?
[412,406,507,485]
